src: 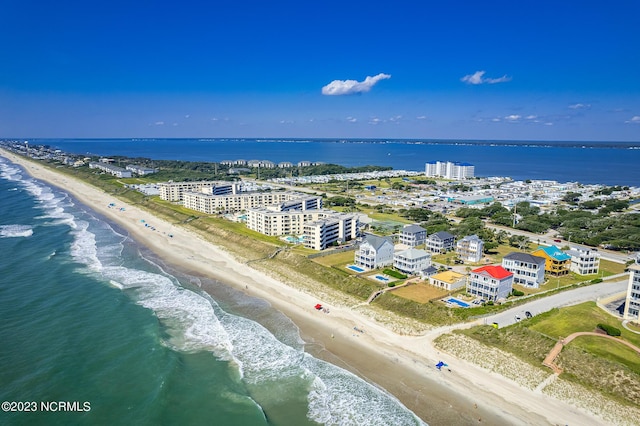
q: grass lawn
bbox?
[311,250,357,268]
[528,301,640,350]
[392,283,448,303]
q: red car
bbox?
[554,239,562,243]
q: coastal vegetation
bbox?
[451,302,640,407]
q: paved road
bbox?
[480,280,629,329]
[483,223,634,264]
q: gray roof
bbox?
[402,224,426,234]
[460,234,481,242]
[430,231,455,240]
[396,248,430,260]
[504,252,545,264]
[362,234,393,251]
[421,266,438,275]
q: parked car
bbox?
[525,311,533,319]
[514,315,522,322]
[554,239,562,243]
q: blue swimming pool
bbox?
[347,265,365,273]
[444,297,470,308]
[374,275,390,282]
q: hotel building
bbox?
[425,161,475,180]
[182,191,321,214]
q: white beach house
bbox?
[399,224,427,247]
[393,248,431,275]
[456,235,484,263]
[354,235,394,270]
[501,252,546,288]
[467,265,514,302]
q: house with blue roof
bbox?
[531,245,571,276]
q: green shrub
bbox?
[511,289,524,296]
[382,269,407,279]
[590,278,603,284]
[388,283,396,288]
[597,323,621,336]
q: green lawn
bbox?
[528,301,640,356]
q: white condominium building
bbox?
[182,191,321,214]
[158,181,239,201]
[303,214,358,250]
[623,254,640,322]
[425,161,475,180]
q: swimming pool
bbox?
[347,265,365,273]
[444,297,470,308]
[374,275,390,282]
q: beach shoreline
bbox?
[1,149,613,425]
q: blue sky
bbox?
[1,1,639,141]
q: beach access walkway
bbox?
[366,277,420,303]
[543,331,640,374]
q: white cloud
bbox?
[279,120,294,124]
[184,114,190,119]
[461,70,511,85]
[526,115,538,120]
[625,116,640,124]
[569,103,591,110]
[505,114,521,121]
[416,115,428,120]
[369,117,382,125]
[346,116,357,123]
[321,73,391,95]
[154,121,164,126]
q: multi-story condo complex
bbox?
[425,161,475,180]
[502,252,546,288]
[88,162,132,178]
[456,235,484,263]
[303,214,358,250]
[531,245,571,276]
[393,248,431,275]
[623,254,640,322]
[182,191,321,214]
[159,181,239,202]
[566,247,600,275]
[247,207,331,236]
[467,265,514,302]
[399,224,427,247]
[354,235,394,270]
[125,165,157,175]
[426,231,456,254]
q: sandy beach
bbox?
[2,149,620,426]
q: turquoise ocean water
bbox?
[0,156,425,426]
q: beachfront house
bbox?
[399,224,427,247]
[502,252,546,288]
[426,231,455,254]
[393,248,431,275]
[354,235,394,270]
[419,265,439,280]
[623,253,640,322]
[455,235,484,263]
[429,270,466,291]
[566,247,600,275]
[531,245,571,276]
[466,265,514,302]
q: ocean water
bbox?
[38,138,640,186]
[0,156,425,426]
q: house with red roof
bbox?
[466,265,514,302]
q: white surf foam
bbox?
[0,224,33,238]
